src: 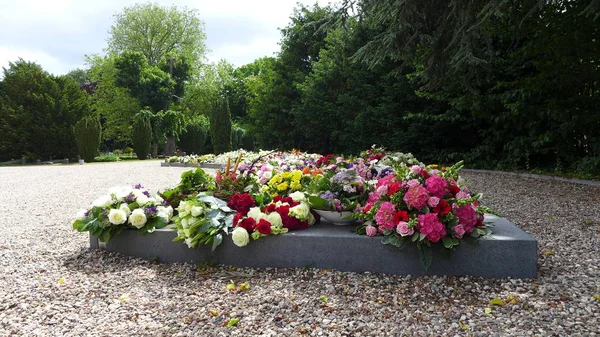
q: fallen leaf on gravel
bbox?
[239,281,250,291]
[208,310,219,316]
[458,320,470,331]
[484,307,493,315]
[57,277,65,285]
[319,296,328,302]
[593,294,600,301]
[541,249,554,255]
[505,295,519,305]
[119,294,130,302]
[226,281,236,291]
[226,318,239,327]
[490,298,505,306]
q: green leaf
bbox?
[484,307,493,315]
[489,298,505,306]
[226,318,240,327]
[418,246,432,271]
[442,236,454,249]
[100,230,111,243]
[380,236,391,245]
[154,216,168,229]
[308,195,329,210]
[211,233,223,252]
[411,232,419,242]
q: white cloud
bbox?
[0,0,334,74]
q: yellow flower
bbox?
[291,170,302,182]
[281,172,292,179]
[268,176,278,187]
[290,182,302,191]
[277,182,289,191]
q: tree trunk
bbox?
[152,141,158,158]
[164,134,176,156]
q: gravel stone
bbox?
[0,162,598,336]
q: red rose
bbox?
[264,204,277,213]
[388,182,403,197]
[233,213,243,226]
[476,218,484,228]
[364,204,373,213]
[422,170,431,179]
[433,200,451,215]
[238,217,256,232]
[256,219,272,235]
[393,210,409,223]
[448,185,460,196]
[228,193,256,215]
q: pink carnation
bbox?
[452,224,466,239]
[456,191,471,199]
[396,221,414,237]
[376,174,396,188]
[425,175,448,198]
[365,225,377,237]
[455,205,478,233]
[428,196,440,208]
[403,185,430,210]
[376,185,388,196]
[416,213,446,243]
[410,165,424,176]
[407,179,420,188]
[375,201,396,230]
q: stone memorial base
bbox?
[90,215,537,278]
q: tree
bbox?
[73,116,102,162]
[107,3,206,71]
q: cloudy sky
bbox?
[0,0,332,76]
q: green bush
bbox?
[209,98,232,154]
[94,153,119,162]
[132,115,153,160]
[178,122,207,155]
[73,116,101,162]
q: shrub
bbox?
[132,116,152,160]
[73,116,101,162]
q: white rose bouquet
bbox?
[171,193,236,251]
[73,184,173,242]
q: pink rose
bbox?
[452,224,465,239]
[396,221,414,237]
[455,205,478,233]
[403,185,430,210]
[416,213,446,243]
[365,225,377,237]
[428,196,440,208]
[376,185,388,196]
[425,175,448,198]
[456,191,471,199]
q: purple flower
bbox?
[143,190,150,197]
[144,206,158,216]
[134,184,144,189]
[161,199,169,206]
[84,210,89,217]
[320,191,337,201]
[125,193,136,202]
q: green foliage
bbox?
[210,97,232,154]
[178,117,208,154]
[160,168,216,210]
[132,114,152,160]
[73,116,101,162]
[0,59,91,161]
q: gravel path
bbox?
[0,161,598,336]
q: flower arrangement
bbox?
[227,192,316,247]
[73,184,173,242]
[172,193,236,251]
[160,168,216,211]
[355,161,495,269]
[308,165,369,212]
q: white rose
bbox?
[184,238,195,248]
[289,203,310,220]
[289,191,306,203]
[128,208,147,229]
[133,190,149,205]
[263,171,272,179]
[181,218,189,228]
[247,207,266,222]
[92,195,114,208]
[76,210,88,221]
[191,206,203,217]
[109,186,132,202]
[157,206,172,220]
[108,209,127,225]
[266,212,283,228]
[119,203,131,217]
[231,227,250,247]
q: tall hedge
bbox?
[178,123,207,155]
[73,116,101,162]
[132,116,152,160]
[209,98,232,154]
